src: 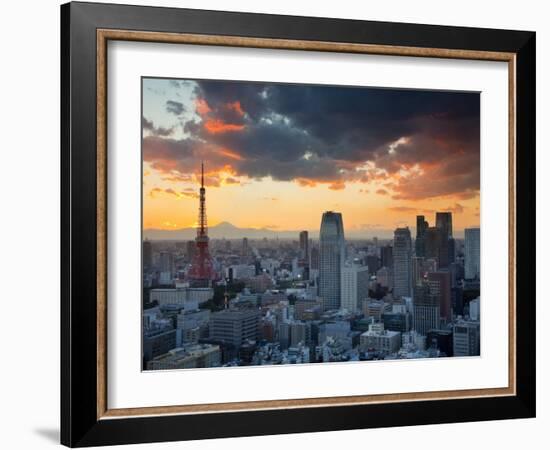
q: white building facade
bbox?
[340,264,369,312]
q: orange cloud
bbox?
[204,119,245,134]
[148,187,162,198]
[216,147,244,161]
[162,173,192,183]
[376,188,389,195]
[454,191,479,200]
[328,181,346,190]
[224,177,240,185]
[161,221,179,229]
[195,98,211,116]
[227,101,245,117]
[443,203,466,214]
[389,206,417,213]
[148,187,199,200]
[296,178,317,187]
[201,175,221,188]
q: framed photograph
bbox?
[61,2,536,447]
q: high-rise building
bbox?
[453,320,480,356]
[424,226,448,268]
[382,311,411,333]
[412,256,426,286]
[278,322,291,350]
[159,251,174,274]
[341,264,370,312]
[415,215,429,257]
[449,262,464,288]
[319,211,346,311]
[143,326,177,365]
[413,283,440,335]
[447,238,456,266]
[365,255,380,275]
[435,212,453,239]
[464,228,480,280]
[381,245,393,268]
[393,227,412,299]
[299,231,309,260]
[376,266,393,289]
[299,231,310,280]
[143,240,152,270]
[469,297,480,321]
[427,270,452,322]
[209,309,259,348]
[241,237,249,259]
[427,329,454,357]
[290,321,312,347]
[436,211,455,266]
[310,246,320,270]
[424,258,438,273]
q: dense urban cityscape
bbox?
[141,78,481,371]
[142,164,481,371]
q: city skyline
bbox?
[142,78,480,234]
[142,206,481,370]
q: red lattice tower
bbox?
[188,162,216,283]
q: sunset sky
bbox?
[142,78,480,238]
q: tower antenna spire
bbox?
[189,160,216,285]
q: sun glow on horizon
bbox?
[143,165,480,235]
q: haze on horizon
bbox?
[142,78,480,235]
[143,220,470,241]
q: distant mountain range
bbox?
[144,221,281,240]
[143,221,395,241]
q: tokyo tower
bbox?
[188,162,216,285]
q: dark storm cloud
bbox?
[143,136,198,173]
[263,84,479,162]
[142,117,174,137]
[145,79,480,199]
[165,100,185,115]
[194,81,267,122]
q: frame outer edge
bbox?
[60,2,72,447]
[63,2,103,447]
[514,32,536,415]
[62,2,536,446]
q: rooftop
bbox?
[360,329,401,338]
